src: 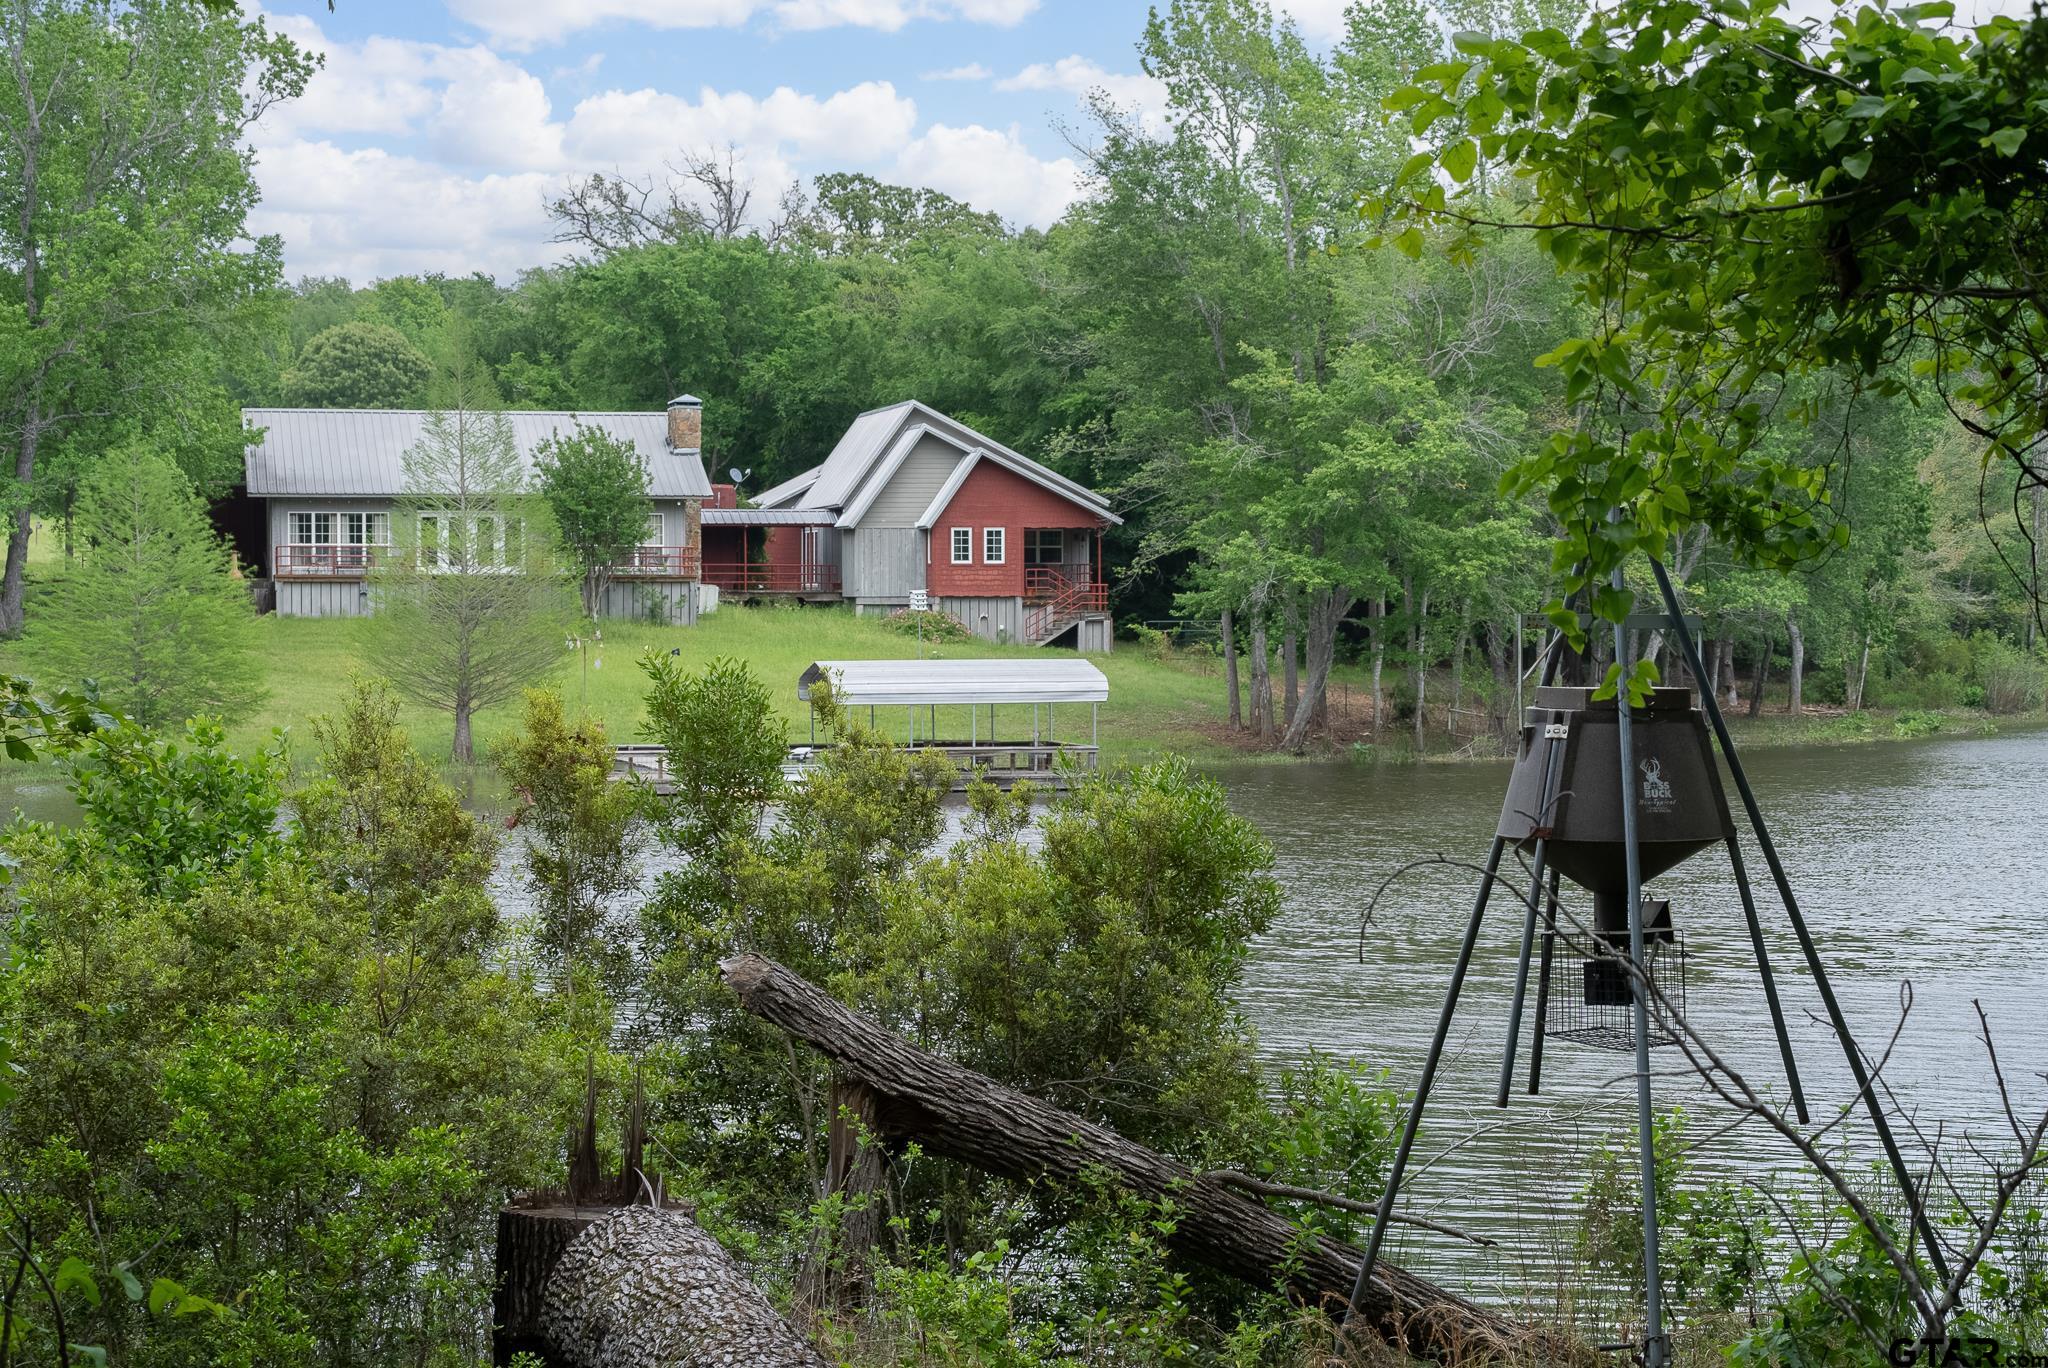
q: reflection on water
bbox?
[1218,728,2048,1299]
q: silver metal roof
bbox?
[798,658,1109,706]
[242,408,712,499]
[701,507,837,526]
[779,401,1113,521]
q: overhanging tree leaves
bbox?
[1384,0,2048,630]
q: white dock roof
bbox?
[799,658,1109,706]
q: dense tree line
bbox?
[162,0,2034,753]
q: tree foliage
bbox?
[0,682,595,1366]
[1385,0,2048,627]
[280,321,433,409]
[0,0,312,634]
[532,421,654,615]
[23,447,263,728]
[366,341,576,763]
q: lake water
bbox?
[9,724,2042,1312]
[1219,727,2048,1301]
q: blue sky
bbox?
[248,0,1354,281]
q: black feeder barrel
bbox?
[1497,686,1732,904]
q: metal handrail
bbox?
[275,544,384,577]
[700,560,841,593]
[607,547,701,578]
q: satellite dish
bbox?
[728,467,750,484]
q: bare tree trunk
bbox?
[1719,637,1739,711]
[1221,607,1241,728]
[2031,479,2043,651]
[1371,597,1386,735]
[1748,634,1771,719]
[717,953,1586,1366]
[1282,613,1299,728]
[1280,589,1353,753]
[1484,620,1513,737]
[1850,631,1873,711]
[1248,612,1273,746]
[1404,579,1430,751]
[1449,610,1468,724]
[1786,610,1805,716]
[454,702,475,764]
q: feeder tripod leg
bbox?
[1496,717,1566,1107]
[1495,840,1549,1108]
[1342,833,1506,1333]
[1650,558,1951,1283]
[1725,831,1809,1124]
[1614,611,1669,1368]
[1526,868,1560,1095]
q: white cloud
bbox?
[248,138,566,281]
[924,62,993,81]
[995,55,1167,126]
[246,4,1080,279]
[894,123,1080,227]
[443,0,1034,46]
[1271,0,1351,43]
[563,80,918,168]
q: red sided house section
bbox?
[926,458,1108,639]
[699,484,841,596]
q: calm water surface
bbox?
[1217,728,2048,1296]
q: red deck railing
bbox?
[275,544,384,577]
[701,561,841,594]
[608,546,701,579]
[1024,566,1108,609]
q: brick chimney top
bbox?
[666,395,702,452]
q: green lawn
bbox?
[183,603,1240,771]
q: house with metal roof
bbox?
[240,398,712,621]
[753,400,1120,651]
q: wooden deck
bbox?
[612,742,1098,794]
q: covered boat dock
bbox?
[798,657,1107,787]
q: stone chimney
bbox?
[666,394,702,451]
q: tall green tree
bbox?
[533,421,654,616]
[367,340,575,763]
[0,0,312,635]
[24,446,262,727]
[280,321,433,409]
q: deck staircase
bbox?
[1024,569,1108,645]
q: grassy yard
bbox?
[103,603,1243,772]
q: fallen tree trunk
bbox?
[720,953,1591,1365]
[537,1205,826,1368]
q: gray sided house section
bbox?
[244,408,709,622]
[840,432,962,606]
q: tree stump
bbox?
[538,1206,827,1368]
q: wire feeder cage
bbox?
[1543,926,1688,1052]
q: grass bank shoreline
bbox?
[0,603,2033,782]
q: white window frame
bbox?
[415,512,522,573]
[289,510,336,545]
[982,526,1005,565]
[951,526,973,564]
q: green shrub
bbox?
[1970,633,2048,715]
[1892,709,1946,738]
